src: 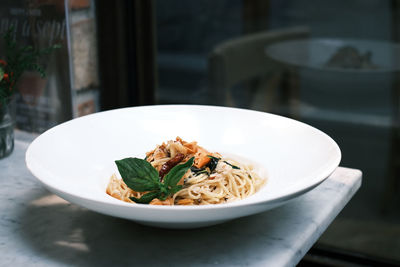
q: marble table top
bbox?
[0,131,362,267]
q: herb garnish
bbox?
[206,155,220,172]
[115,157,194,204]
[190,166,210,177]
[194,169,209,176]
[223,161,240,169]
[190,166,203,173]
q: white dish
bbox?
[26,105,341,228]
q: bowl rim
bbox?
[25,104,341,211]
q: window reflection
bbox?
[155,0,400,262]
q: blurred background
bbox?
[2,0,399,265]
[96,0,400,264]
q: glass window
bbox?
[155,0,400,263]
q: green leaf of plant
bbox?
[115,157,160,192]
[0,26,61,100]
[0,67,3,81]
[164,157,194,187]
[130,191,160,204]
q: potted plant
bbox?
[0,27,59,158]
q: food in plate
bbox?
[106,137,266,205]
[325,45,378,69]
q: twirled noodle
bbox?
[172,158,265,205]
[106,137,266,205]
[106,174,137,203]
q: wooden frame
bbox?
[95,0,156,110]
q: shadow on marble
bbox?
[16,188,298,266]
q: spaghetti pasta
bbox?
[106,137,266,205]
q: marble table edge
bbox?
[287,167,362,267]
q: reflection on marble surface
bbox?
[0,137,361,267]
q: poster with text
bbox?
[0,0,73,133]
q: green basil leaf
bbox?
[124,177,160,192]
[164,157,194,187]
[158,193,168,201]
[130,191,160,204]
[169,185,183,195]
[116,157,159,192]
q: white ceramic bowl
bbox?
[26,105,341,228]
